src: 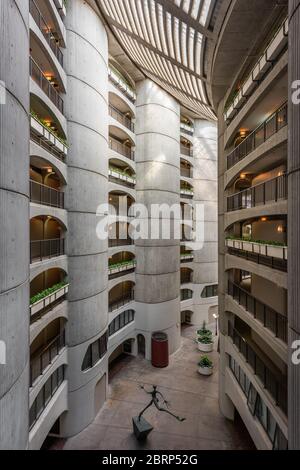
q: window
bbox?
[181,289,193,301]
[82,331,108,371]
[201,284,218,298]
[108,310,135,337]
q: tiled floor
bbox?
[62,324,255,450]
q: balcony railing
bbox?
[29,365,65,430]
[109,167,136,187]
[227,173,287,212]
[30,238,65,263]
[30,283,69,324]
[30,57,64,114]
[109,67,136,103]
[227,102,288,170]
[30,180,64,209]
[109,291,134,312]
[180,145,193,157]
[228,281,287,343]
[227,243,287,273]
[228,321,287,414]
[109,105,135,133]
[109,136,135,160]
[30,331,66,387]
[181,253,194,262]
[109,238,134,248]
[109,260,136,277]
[180,123,194,136]
[180,168,193,178]
[181,274,193,284]
[30,0,63,66]
[30,114,67,161]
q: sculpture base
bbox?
[132,416,153,441]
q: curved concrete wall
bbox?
[62,0,109,436]
[192,120,218,325]
[0,0,30,450]
[135,79,181,358]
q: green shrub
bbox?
[198,356,213,368]
[197,321,213,338]
[198,334,213,345]
[30,281,68,305]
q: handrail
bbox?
[109,105,135,132]
[30,238,65,263]
[109,136,135,160]
[228,321,287,414]
[109,292,134,312]
[227,102,288,169]
[181,145,193,157]
[109,67,136,102]
[30,0,63,66]
[227,173,287,211]
[30,56,64,114]
[228,281,287,343]
[30,331,66,387]
[30,179,64,208]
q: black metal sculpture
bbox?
[132,385,186,441]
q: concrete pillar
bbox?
[288,0,300,450]
[134,79,181,358]
[61,0,108,436]
[192,120,218,325]
[0,0,30,449]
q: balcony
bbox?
[109,136,135,161]
[108,238,134,248]
[181,252,194,263]
[224,18,288,123]
[109,105,135,133]
[109,67,136,103]
[30,180,64,209]
[181,289,193,301]
[30,0,63,66]
[30,281,69,323]
[109,167,136,187]
[30,114,67,161]
[180,144,193,157]
[180,123,194,136]
[180,186,194,198]
[227,102,288,170]
[226,239,287,272]
[30,331,66,387]
[29,365,65,430]
[30,56,64,114]
[109,291,134,313]
[227,173,287,212]
[228,321,287,415]
[109,260,136,278]
[30,238,65,263]
[228,281,287,343]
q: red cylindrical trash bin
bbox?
[151,332,169,368]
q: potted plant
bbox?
[198,333,214,352]
[197,321,212,338]
[198,356,213,376]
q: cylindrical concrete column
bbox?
[0,0,30,450]
[135,79,181,359]
[288,0,300,450]
[192,120,218,325]
[61,0,108,436]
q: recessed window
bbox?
[201,284,218,298]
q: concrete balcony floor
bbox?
[49,325,255,450]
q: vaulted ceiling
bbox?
[98,0,218,120]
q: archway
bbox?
[137,334,146,357]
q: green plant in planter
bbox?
[30,280,68,305]
[197,321,213,338]
[198,356,213,369]
[198,333,213,345]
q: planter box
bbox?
[198,342,214,353]
[226,239,288,260]
[30,284,69,316]
[198,367,213,376]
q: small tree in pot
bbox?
[198,333,214,352]
[198,356,213,376]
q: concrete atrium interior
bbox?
[0,0,299,451]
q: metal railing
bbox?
[108,68,136,103]
[180,168,193,178]
[181,289,193,301]
[30,286,68,324]
[227,102,288,169]
[228,281,288,343]
[30,180,64,209]
[109,136,135,160]
[30,331,65,387]
[30,129,66,161]
[109,291,134,312]
[181,274,193,284]
[180,145,193,157]
[30,238,65,263]
[108,238,134,248]
[30,57,64,114]
[180,124,194,136]
[109,105,135,132]
[227,246,287,272]
[228,321,287,414]
[227,173,287,212]
[30,0,63,66]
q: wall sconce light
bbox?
[261,217,267,222]
[277,225,284,233]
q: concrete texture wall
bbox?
[192,120,218,325]
[288,0,300,450]
[134,79,181,358]
[0,0,30,450]
[61,0,109,436]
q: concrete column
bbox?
[61,0,108,436]
[192,120,218,325]
[0,0,30,449]
[135,79,181,359]
[288,0,300,450]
